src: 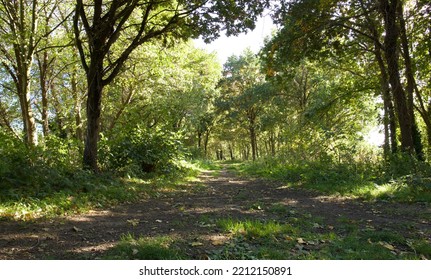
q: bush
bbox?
[101,127,188,176]
[0,132,82,195]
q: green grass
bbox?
[103,233,185,260]
[210,216,429,260]
[0,161,206,221]
[229,160,431,203]
[0,174,152,220]
[191,160,223,171]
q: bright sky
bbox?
[194,14,276,65]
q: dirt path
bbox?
[1,166,430,259]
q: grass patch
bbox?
[191,160,223,171]
[103,233,185,260]
[210,216,428,260]
[0,161,205,221]
[230,160,431,203]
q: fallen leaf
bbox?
[132,249,139,255]
[297,238,306,244]
[379,241,396,251]
[198,223,216,228]
[328,225,334,230]
[155,219,163,223]
[127,219,140,226]
[72,226,82,232]
[211,240,224,246]
[284,235,293,241]
[191,242,203,247]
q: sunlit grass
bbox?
[0,177,153,220]
[103,233,185,260]
[0,161,205,221]
[232,160,431,203]
[211,216,428,260]
[217,218,296,238]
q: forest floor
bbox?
[1,164,430,260]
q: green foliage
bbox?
[0,127,205,221]
[101,127,187,176]
[0,132,80,192]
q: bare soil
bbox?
[1,167,430,259]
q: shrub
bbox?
[101,127,188,176]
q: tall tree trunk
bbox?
[83,58,104,171]
[229,144,234,160]
[71,69,83,141]
[17,71,38,146]
[379,0,415,153]
[204,129,210,158]
[197,131,202,149]
[397,1,424,160]
[360,0,397,155]
[375,45,397,155]
[249,123,257,161]
[270,131,276,156]
[37,51,51,138]
[248,110,258,161]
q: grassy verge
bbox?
[0,161,204,221]
[227,160,431,203]
[209,212,430,260]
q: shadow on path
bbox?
[1,167,430,259]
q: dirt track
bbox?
[1,167,430,259]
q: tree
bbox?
[264,0,428,159]
[102,40,221,155]
[73,0,268,171]
[218,50,271,161]
[0,0,55,146]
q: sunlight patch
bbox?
[69,242,116,253]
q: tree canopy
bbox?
[0,0,430,182]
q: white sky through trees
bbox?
[194,14,276,64]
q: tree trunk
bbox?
[427,125,431,160]
[83,58,104,171]
[197,131,202,150]
[397,1,424,160]
[248,110,258,161]
[374,44,397,155]
[229,144,234,160]
[269,131,276,156]
[71,69,83,141]
[17,71,38,146]
[37,51,50,137]
[249,125,257,161]
[204,129,210,158]
[380,0,415,153]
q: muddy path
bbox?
[1,167,430,259]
